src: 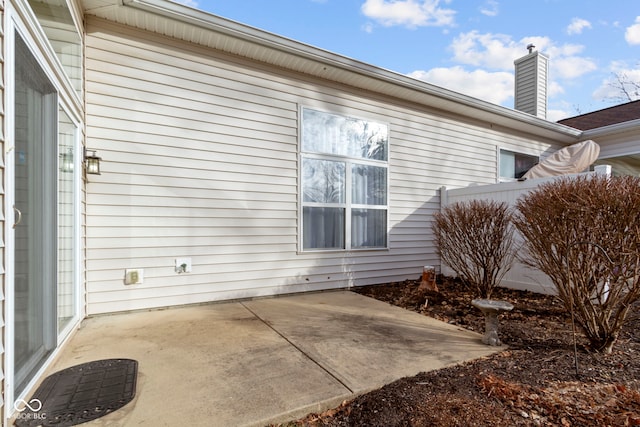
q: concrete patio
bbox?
[37,291,500,426]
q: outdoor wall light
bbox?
[60,148,74,173]
[85,149,102,175]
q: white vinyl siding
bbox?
[514,52,548,119]
[589,130,640,176]
[84,18,563,314]
[594,130,640,159]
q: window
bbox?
[301,108,388,250]
[28,0,83,95]
[499,149,538,180]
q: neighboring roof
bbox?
[557,100,640,130]
[80,0,581,142]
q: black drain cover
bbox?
[14,359,138,427]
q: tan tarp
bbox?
[522,139,600,179]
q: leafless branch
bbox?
[433,200,516,299]
[514,175,640,353]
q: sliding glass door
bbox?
[13,33,58,396]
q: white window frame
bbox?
[299,107,390,252]
[498,148,539,181]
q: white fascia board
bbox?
[581,118,640,139]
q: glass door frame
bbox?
[56,106,82,342]
[5,10,84,417]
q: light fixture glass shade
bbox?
[60,148,74,173]
[85,150,101,175]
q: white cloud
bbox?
[548,81,565,98]
[362,22,375,33]
[543,42,586,58]
[449,31,597,80]
[609,60,632,72]
[449,31,523,69]
[592,66,640,101]
[547,109,572,122]
[548,99,583,121]
[552,56,597,79]
[625,16,640,45]
[566,18,592,35]
[408,66,514,105]
[479,0,499,17]
[364,24,602,110]
[361,0,455,29]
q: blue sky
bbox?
[177,0,640,121]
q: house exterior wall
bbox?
[592,127,640,159]
[589,126,640,176]
[84,18,564,315]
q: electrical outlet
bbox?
[125,269,144,285]
[175,258,192,273]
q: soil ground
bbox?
[281,278,640,427]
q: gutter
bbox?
[581,118,640,139]
[120,0,580,141]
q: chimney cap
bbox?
[526,43,536,54]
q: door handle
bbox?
[13,205,22,228]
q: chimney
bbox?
[514,45,548,119]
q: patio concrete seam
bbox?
[239,301,355,394]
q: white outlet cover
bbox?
[125,269,144,285]
[175,258,192,273]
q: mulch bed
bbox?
[281,278,640,426]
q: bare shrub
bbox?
[514,175,640,353]
[433,200,516,298]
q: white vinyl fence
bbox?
[439,165,612,295]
